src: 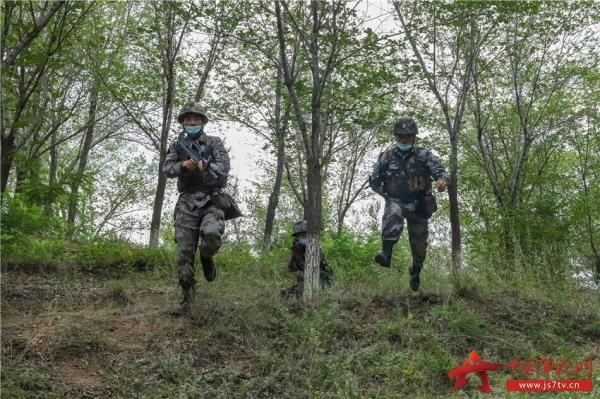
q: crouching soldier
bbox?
[369,117,448,291]
[163,102,241,315]
[280,220,333,298]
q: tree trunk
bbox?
[194,32,220,102]
[0,134,15,194]
[262,70,286,252]
[302,0,328,301]
[148,72,175,247]
[263,137,285,252]
[303,234,320,301]
[148,151,168,247]
[584,172,599,280]
[337,195,360,235]
[336,210,346,236]
[67,86,98,233]
[303,154,323,302]
[148,1,189,247]
[44,132,58,216]
[275,0,338,302]
[335,155,370,235]
[14,157,26,194]
[448,134,462,274]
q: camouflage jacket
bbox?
[163,132,230,194]
[369,146,448,203]
[288,238,332,277]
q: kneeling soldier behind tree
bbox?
[281,220,333,298]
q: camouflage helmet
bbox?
[177,102,208,124]
[393,117,418,135]
[291,220,307,236]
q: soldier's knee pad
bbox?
[177,249,195,265]
[410,245,427,263]
[202,225,222,242]
[178,269,195,289]
[176,235,198,259]
[202,219,224,237]
[200,235,221,256]
[203,227,222,239]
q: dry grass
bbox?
[1,264,598,398]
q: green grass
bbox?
[1,237,174,276]
[1,236,598,398]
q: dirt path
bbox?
[2,273,188,397]
[3,271,598,398]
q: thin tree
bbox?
[467,1,597,261]
[392,1,495,275]
[148,1,191,247]
[275,1,347,300]
[1,1,94,194]
[573,115,600,279]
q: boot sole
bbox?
[409,276,420,292]
[201,257,217,282]
[167,304,190,316]
[374,254,391,267]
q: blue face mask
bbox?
[184,125,203,138]
[297,239,307,247]
[396,142,413,151]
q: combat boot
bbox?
[409,263,422,292]
[200,256,217,282]
[169,287,193,316]
[280,284,298,298]
[374,240,395,267]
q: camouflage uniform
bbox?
[163,103,231,313]
[281,221,333,298]
[369,117,448,290]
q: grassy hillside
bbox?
[1,239,599,398]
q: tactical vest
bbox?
[383,150,430,201]
[174,137,225,194]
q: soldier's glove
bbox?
[198,159,206,175]
[181,159,197,171]
[436,180,447,192]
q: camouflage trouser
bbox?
[175,202,225,290]
[285,272,305,298]
[381,199,429,271]
[283,270,332,298]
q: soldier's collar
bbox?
[193,133,209,144]
[393,146,416,159]
[180,132,208,143]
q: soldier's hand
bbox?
[198,160,206,174]
[436,180,447,192]
[182,159,197,171]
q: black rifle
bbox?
[176,136,243,221]
[178,137,213,172]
